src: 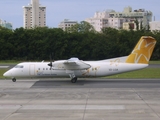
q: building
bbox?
[58,19,78,31]
[0,19,13,30]
[23,0,46,29]
[85,6,152,32]
[123,22,136,30]
[85,10,126,31]
[149,21,160,31]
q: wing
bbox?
[63,58,91,70]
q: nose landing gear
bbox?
[12,78,16,82]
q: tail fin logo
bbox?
[126,36,156,64]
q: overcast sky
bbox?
[0,0,160,29]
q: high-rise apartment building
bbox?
[85,6,152,32]
[23,0,46,29]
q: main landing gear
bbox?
[71,77,77,83]
[12,78,16,82]
[69,73,78,83]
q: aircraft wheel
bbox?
[71,77,77,83]
[12,78,16,82]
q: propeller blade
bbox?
[48,53,54,69]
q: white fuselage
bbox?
[3,60,148,79]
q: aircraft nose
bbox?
[3,71,12,77]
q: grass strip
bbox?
[106,68,160,79]
[0,69,8,79]
[149,61,160,64]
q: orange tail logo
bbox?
[126,36,156,64]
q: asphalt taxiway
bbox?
[0,78,160,120]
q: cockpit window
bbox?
[14,65,24,68]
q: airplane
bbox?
[3,36,156,83]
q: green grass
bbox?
[149,61,160,64]
[0,69,8,79]
[0,60,44,65]
[0,60,20,63]
[106,68,160,79]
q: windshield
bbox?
[14,65,24,68]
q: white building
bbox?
[0,19,12,30]
[58,19,78,31]
[149,21,160,31]
[123,22,136,31]
[23,0,46,29]
[85,6,152,32]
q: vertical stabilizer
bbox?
[126,36,156,64]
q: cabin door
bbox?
[29,64,35,76]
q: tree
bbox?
[0,26,160,60]
[140,21,143,30]
[68,21,95,33]
[134,18,139,30]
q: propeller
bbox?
[48,53,54,69]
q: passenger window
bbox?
[38,68,40,70]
